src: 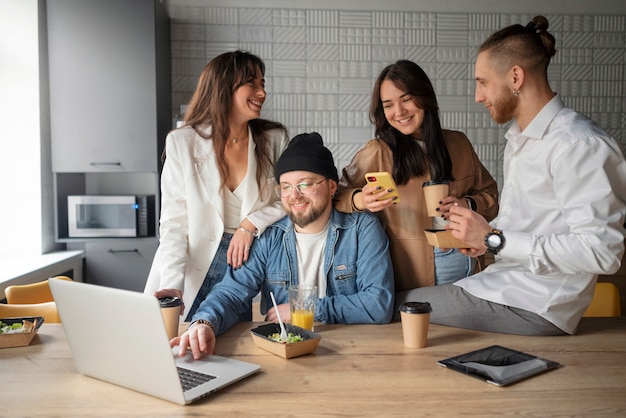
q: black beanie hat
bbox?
[274,132,339,183]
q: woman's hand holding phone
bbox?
[354,172,400,212]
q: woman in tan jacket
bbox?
[335,60,498,292]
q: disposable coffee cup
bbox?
[159,296,182,340]
[399,301,432,348]
[422,180,449,217]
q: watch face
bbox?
[487,233,502,248]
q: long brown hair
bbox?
[370,60,452,185]
[180,50,286,194]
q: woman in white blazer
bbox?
[145,51,288,321]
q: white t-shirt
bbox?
[295,222,329,298]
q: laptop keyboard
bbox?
[177,367,217,391]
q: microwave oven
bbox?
[67,195,155,238]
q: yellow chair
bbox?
[0,301,61,323]
[5,276,72,304]
[1,276,73,323]
[583,282,622,317]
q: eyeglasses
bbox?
[275,179,326,198]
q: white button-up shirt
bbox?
[455,95,626,334]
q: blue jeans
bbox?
[185,233,253,322]
[434,247,475,286]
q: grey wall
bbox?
[165,0,626,186]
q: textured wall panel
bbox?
[239,8,272,26]
[171,41,206,59]
[307,44,340,61]
[273,26,307,44]
[405,12,437,29]
[171,23,204,41]
[340,27,373,44]
[237,43,272,60]
[339,94,370,111]
[169,5,626,185]
[405,29,437,46]
[340,78,373,95]
[272,93,306,110]
[340,61,372,78]
[563,15,595,32]
[274,43,306,60]
[272,9,306,26]
[273,60,306,77]
[307,10,339,27]
[205,8,237,25]
[437,14,469,46]
[239,26,273,42]
[307,94,341,110]
[372,28,404,45]
[206,25,238,42]
[273,76,307,93]
[404,45,437,63]
[373,12,405,28]
[308,27,339,44]
[307,61,340,77]
[339,44,371,61]
[307,78,340,93]
[169,6,205,23]
[372,45,406,62]
[339,11,373,28]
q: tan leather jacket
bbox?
[335,130,499,291]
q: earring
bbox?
[513,88,520,96]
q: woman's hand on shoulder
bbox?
[227,219,257,268]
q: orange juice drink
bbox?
[288,285,317,331]
[291,309,314,330]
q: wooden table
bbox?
[2,319,625,417]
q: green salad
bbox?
[0,320,33,334]
[268,332,304,343]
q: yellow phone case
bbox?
[364,172,400,203]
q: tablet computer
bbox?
[437,345,560,387]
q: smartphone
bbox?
[364,172,400,203]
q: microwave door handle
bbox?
[77,204,87,224]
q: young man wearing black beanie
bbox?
[175,132,395,359]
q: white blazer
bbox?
[144,124,288,319]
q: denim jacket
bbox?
[193,209,395,335]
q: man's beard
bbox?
[286,196,329,228]
[491,87,519,124]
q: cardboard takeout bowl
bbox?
[251,323,321,359]
[424,229,471,248]
[0,316,44,348]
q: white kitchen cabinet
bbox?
[83,239,159,292]
[47,0,170,172]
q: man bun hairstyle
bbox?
[479,15,556,75]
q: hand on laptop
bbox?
[172,323,216,360]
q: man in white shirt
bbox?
[396,16,626,335]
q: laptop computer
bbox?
[49,279,260,405]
